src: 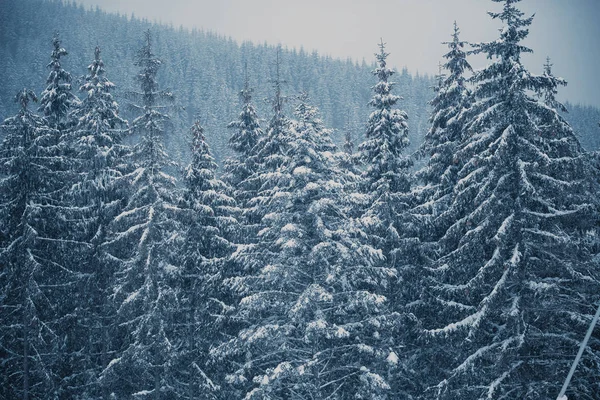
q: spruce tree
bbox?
[176,119,238,399]
[357,39,411,271]
[224,68,264,249]
[225,68,263,191]
[213,49,295,398]
[539,57,568,113]
[68,45,128,399]
[404,29,474,391]
[99,30,183,400]
[30,32,86,398]
[243,48,291,225]
[414,21,472,244]
[0,89,60,400]
[420,1,600,398]
[336,110,365,220]
[38,33,78,131]
[214,93,394,399]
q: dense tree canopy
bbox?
[0,1,599,400]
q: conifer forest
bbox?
[1,0,600,399]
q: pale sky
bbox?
[75,0,600,107]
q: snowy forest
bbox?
[1,0,600,399]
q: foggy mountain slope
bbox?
[564,102,600,150]
[0,0,435,165]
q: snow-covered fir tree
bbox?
[68,45,129,399]
[38,33,79,131]
[355,45,414,392]
[99,30,184,399]
[240,47,291,227]
[0,89,65,400]
[336,110,366,220]
[332,112,368,259]
[176,119,239,399]
[214,93,396,399]
[539,56,568,113]
[342,110,356,156]
[419,1,600,398]
[224,68,264,250]
[403,27,475,392]
[213,49,295,398]
[402,21,475,398]
[19,33,90,398]
[34,31,82,274]
[413,21,472,244]
[357,39,411,271]
[225,67,264,192]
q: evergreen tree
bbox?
[237,47,292,229]
[214,94,394,399]
[413,21,472,243]
[342,110,355,156]
[335,110,367,222]
[0,89,61,400]
[176,119,238,399]
[100,30,183,400]
[355,47,414,395]
[213,49,295,398]
[25,32,87,398]
[420,1,600,398]
[357,39,411,271]
[403,22,474,399]
[225,67,264,191]
[38,33,79,130]
[34,32,82,279]
[404,29,474,389]
[224,67,264,251]
[539,56,568,113]
[68,45,128,399]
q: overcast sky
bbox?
[75,0,600,107]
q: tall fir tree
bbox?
[403,27,474,392]
[29,32,88,398]
[357,39,411,272]
[243,47,291,225]
[336,109,365,220]
[419,1,600,399]
[214,49,295,398]
[539,56,568,113]
[68,45,129,399]
[0,89,65,400]
[176,119,239,399]
[214,93,395,399]
[333,108,382,323]
[355,45,414,395]
[225,66,263,191]
[38,33,79,131]
[99,30,183,400]
[224,67,264,248]
[413,21,473,244]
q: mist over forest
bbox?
[1,0,598,163]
